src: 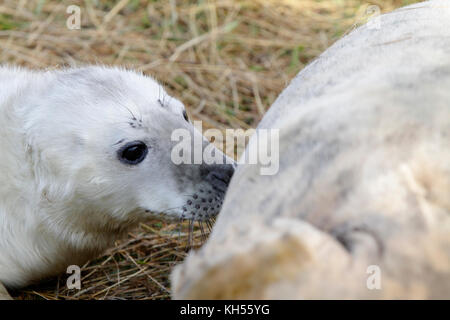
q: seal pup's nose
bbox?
[204,164,235,192]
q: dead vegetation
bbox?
[0,0,420,300]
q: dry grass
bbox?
[1,0,421,300]
[13,220,208,300]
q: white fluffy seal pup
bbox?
[0,66,234,295]
[172,0,450,299]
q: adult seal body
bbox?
[0,66,234,295]
[171,0,450,299]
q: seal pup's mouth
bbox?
[181,187,225,222]
[143,162,235,246]
[181,165,234,222]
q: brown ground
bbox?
[0,0,421,300]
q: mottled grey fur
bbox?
[172,0,450,299]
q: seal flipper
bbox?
[171,218,361,299]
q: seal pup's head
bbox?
[23,66,235,235]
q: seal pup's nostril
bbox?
[206,164,235,192]
[212,171,230,185]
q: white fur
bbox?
[0,66,230,288]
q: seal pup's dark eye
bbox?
[118,141,148,165]
[183,110,189,122]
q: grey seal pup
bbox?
[0,66,234,298]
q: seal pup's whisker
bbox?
[111,121,142,126]
[199,221,208,242]
[173,218,183,245]
[186,218,195,251]
[101,82,143,122]
[205,220,214,233]
[160,205,184,213]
